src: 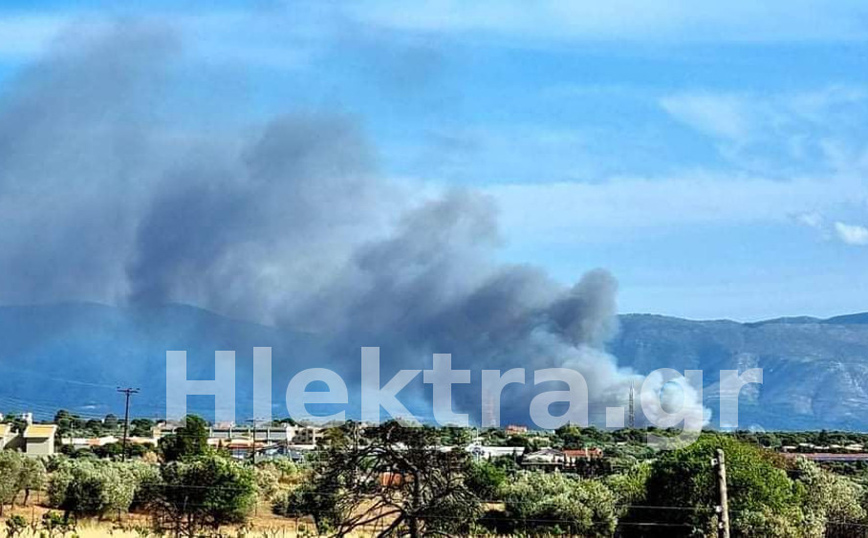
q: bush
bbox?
[466,459,507,500]
[46,459,138,518]
[271,485,309,518]
[151,454,256,536]
[603,460,651,516]
[253,463,282,502]
[793,457,865,537]
[126,460,161,511]
[500,471,617,537]
[272,481,339,534]
[0,451,25,516]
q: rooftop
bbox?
[24,424,57,439]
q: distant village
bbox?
[1,411,592,468]
[4,409,868,467]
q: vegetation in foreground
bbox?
[3,416,868,536]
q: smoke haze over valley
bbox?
[2,4,868,431]
[0,302,865,431]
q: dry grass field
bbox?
[1,495,327,538]
[1,494,514,537]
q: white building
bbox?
[23,424,57,457]
[0,424,19,450]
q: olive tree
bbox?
[0,451,24,516]
[794,458,865,538]
[16,456,47,506]
[500,471,617,537]
[150,454,256,537]
[47,459,138,519]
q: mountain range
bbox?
[610,313,868,430]
[1,302,867,431]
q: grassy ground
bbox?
[1,494,325,538]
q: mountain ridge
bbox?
[2,302,868,430]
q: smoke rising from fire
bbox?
[0,21,706,425]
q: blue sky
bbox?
[2,1,868,321]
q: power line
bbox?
[0,364,119,390]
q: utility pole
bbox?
[713,448,730,538]
[247,418,263,464]
[117,387,139,462]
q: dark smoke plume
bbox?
[0,21,706,425]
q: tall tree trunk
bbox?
[409,470,421,538]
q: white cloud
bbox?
[660,93,752,141]
[791,212,868,246]
[834,221,868,245]
[659,86,868,174]
[484,173,864,244]
[794,212,825,230]
[662,87,868,140]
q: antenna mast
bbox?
[628,381,635,429]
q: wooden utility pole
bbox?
[714,448,730,538]
[117,387,139,462]
[247,418,266,464]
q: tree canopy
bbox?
[151,454,256,537]
[158,415,209,462]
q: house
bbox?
[522,448,565,467]
[505,424,528,435]
[221,439,265,460]
[23,424,57,456]
[563,448,604,461]
[287,425,324,445]
[128,436,158,446]
[0,424,21,450]
[466,444,525,459]
[380,472,406,486]
[782,452,868,463]
[61,435,120,449]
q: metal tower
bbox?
[628,381,635,429]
